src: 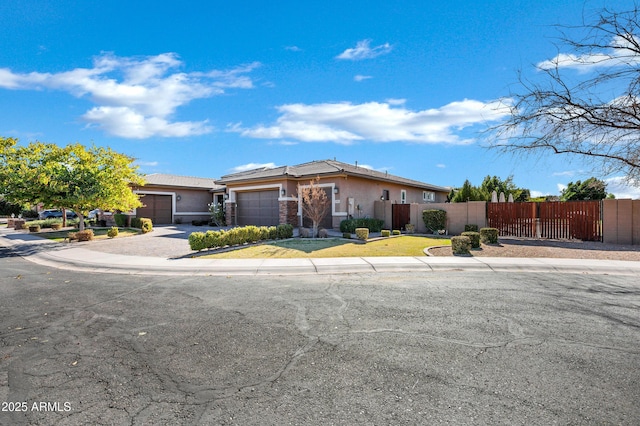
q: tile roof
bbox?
[219,160,449,192]
[143,173,223,190]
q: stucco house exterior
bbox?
[217,159,450,229]
[133,174,224,224]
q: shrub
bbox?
[114,213,127,227]
[423,210,447,233]
[107,226,119,238]
[480,227,499,244]
[136,218,153,233]
[405,224,415,234]
[76,229,94,242]
[276,223,294,239]
[21,209,39,219]
[461,231,480,248]
[355,228,369,240]
[188,231,206,251]
[464,224,479,232]
[267,226,278,240]
[67,232,78,241]
[342,232,351,239]
[50,223,62,231]
[339,218,384,233]
[299,228,310,238]
[392,230,401,235]
[204,230,222,248]
[28,224,41,232]
[318,228,328,238]
[451,236,471,255]
[381,230,391,237]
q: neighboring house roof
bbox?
[142,173,224,190]
[219,159,450,192]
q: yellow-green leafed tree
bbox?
[0,137,145,231]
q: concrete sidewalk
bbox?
[2,227,640,276]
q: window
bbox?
[400,190,407,204]
[382,190,390,201]
[423,191,435,202]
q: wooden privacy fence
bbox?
[487,201,602,241]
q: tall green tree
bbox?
[450,176,530,202]
[0,137,145,231]
[450,179,485,202]
[560,177,608,201]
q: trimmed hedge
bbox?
[423,209,447,233]
[392,230,401,235]
[340,218,384,233]
[355,228,369,240]
[451,236,471,255]
[114,213,127,227]
[381,230,391,237]
[461,231,480,248]
[76,229,94,242]
[464,224,479,232]
[132,217,153,233]
[188,224,293,251]
[480,227,499,244]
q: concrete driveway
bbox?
[1,253,639,425]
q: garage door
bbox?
[137,194,172,224]
[237,190,279,226]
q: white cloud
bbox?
[530,190,546,198]
[136,160,159,167]
[336,39,392,61]
[537,35,640,71]
[232,99,511,145]
[436,163,446,168]
[605,176,640,199]
[552,170,581,177]
[354,75,373,82]
[285,46,302,52]
[557,183,567,193]
[230,162,278,173]
[0,52,259,139]
[386,98,406,106]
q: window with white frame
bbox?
[400,190,407,204]
[423,191,435,202]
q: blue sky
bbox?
[1,0,638,198]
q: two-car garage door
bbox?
[237,190,279,226]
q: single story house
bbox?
[217,159,450,229]
[133,174,224,224]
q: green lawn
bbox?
[34,227,140,242]
[199,236,450,259]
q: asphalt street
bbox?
[1,249,639,425]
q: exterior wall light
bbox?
[281,188,286,196]
[333,187,339,194]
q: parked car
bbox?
[38,209,77,219]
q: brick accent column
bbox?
[279,200,299,226]
[225,202,236,226]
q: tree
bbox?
[450,179,485,202]
[297,177,330,238]
[0,137,145,231]
[491,7,640,184]
[560,177,608,200]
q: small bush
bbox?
[107,226,119,238]
[423,209,447,233]
[28,224,41,232]
[76,229,94,242]
[21,210,39,219]
[461,231,480,248]
[381,230,391,237]
[339,218,384,233]
[136,218,153,233]
[464,224,479,232]
[405,224,415,234]
[67,232,77,241]
[50,223,62,231]
[355,228,369,240]
[114,213,127,227]
[318,228,328,238]
[480,227,499,244]
[342,232,351,239]
[299,228,310,238]
[392,230,401,235]
[188,231,206,251]
[451,236,471,255]
[174,217,183,224]
[276,223,294,239]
